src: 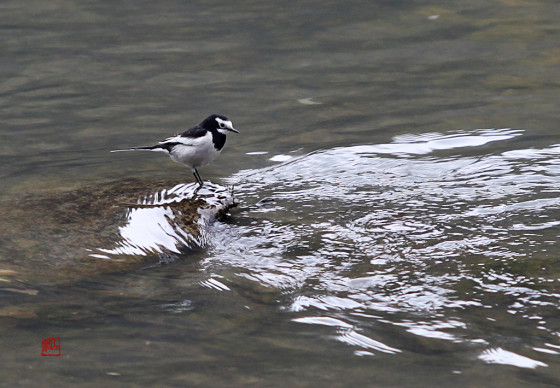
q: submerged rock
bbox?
[0,179,236,287]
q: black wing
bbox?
[158,124,207,149]
[178,124,207,139]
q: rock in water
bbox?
[93,181,236,258]
[0,179,236,286]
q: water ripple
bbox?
[95,182,234,257]
[209,128,560,367]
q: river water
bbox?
[1,0,560,386]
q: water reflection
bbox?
[201,128,560,366]
[95,182,235,257]
[294,316,401,354]
[479,348,548,369]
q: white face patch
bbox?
[215,117,233,131]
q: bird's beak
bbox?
[229,126,239,134]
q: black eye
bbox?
[219,122,225,128]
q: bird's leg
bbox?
[192,167,204,187]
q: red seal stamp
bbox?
[41,337,61,357]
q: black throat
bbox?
[210,129,227,151]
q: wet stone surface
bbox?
[0,179,236,286]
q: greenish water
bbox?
[1,0,560,386]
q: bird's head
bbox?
[203,114,239,134]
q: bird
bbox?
[111,114,238,187]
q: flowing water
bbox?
[1,0,560,386]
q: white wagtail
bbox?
[112,114,238,187]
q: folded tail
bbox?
[110,145,167,153]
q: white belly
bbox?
[168,132,221,168]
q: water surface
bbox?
[1,0,560,386]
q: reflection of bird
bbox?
[112,114,238,187]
